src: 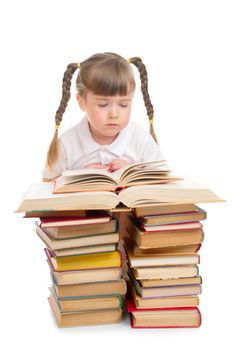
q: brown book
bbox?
[36,224,120,250]
[128,270,201,298]
[133,243,202,255]
[49,287,123,312]
[58,295,123,312]
[140,276,202,288]
[132,265,199,280]
[53,279,126,298]
[48,291,122,327]
[48,258,122,285]
[42,218,118,239]
[126,217,204,248]
[130,309,201,328]
[52,243,118,257]
[124,238,200,267]
[130,284,200,309]
[138,206,206,226]
[127,292,201,328]
[133,203,197,217]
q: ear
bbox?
[76,94,86,112]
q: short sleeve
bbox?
[41,139,68,179]
[141,133,166,162]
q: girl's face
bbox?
[77,91,133,144]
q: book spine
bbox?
[116,295,123,309]
[115,218,119,232]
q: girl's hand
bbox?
[85,163,110,171]
[108,159,130,172]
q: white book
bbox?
[15,179,223,213]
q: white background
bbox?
[1,0,231,349]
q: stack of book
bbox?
[16,163,222,328]
[123,203,206,328]
[33,210,127,327]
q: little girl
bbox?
[43,52,165,181]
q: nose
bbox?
[108,104,118,119]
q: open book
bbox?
[15,179,223,213]
[53,160,179,193]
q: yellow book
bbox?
[51,251,122,271]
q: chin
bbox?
[104,127,121,135]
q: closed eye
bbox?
[98,104,108,107]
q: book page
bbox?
[117,178,223,207]
[15,183,120,212]
[61,159,169,184]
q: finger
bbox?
[109,164,121,172]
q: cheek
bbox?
[88,108,104,125]
[122,108,131,122]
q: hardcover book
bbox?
[49,289,122,327]
[126,293,202,328]
[36,224,120,250]
[126,219,204,249]
[137,206,206,226]
[16,178,222,212]
[53,279,127,298]
[129,283,200,309]
[45,248,122,271]
[124,238,200,267]
[47,257,122,285]
[39,218,118,239]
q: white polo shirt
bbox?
[42,116,165,179]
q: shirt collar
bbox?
[78,116,132,157]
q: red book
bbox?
[126,292,202,328]
[40,211,111,228]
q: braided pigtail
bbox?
[46,63,79,169]
[129,57,158,144]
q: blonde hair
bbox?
[46,52,157,169]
